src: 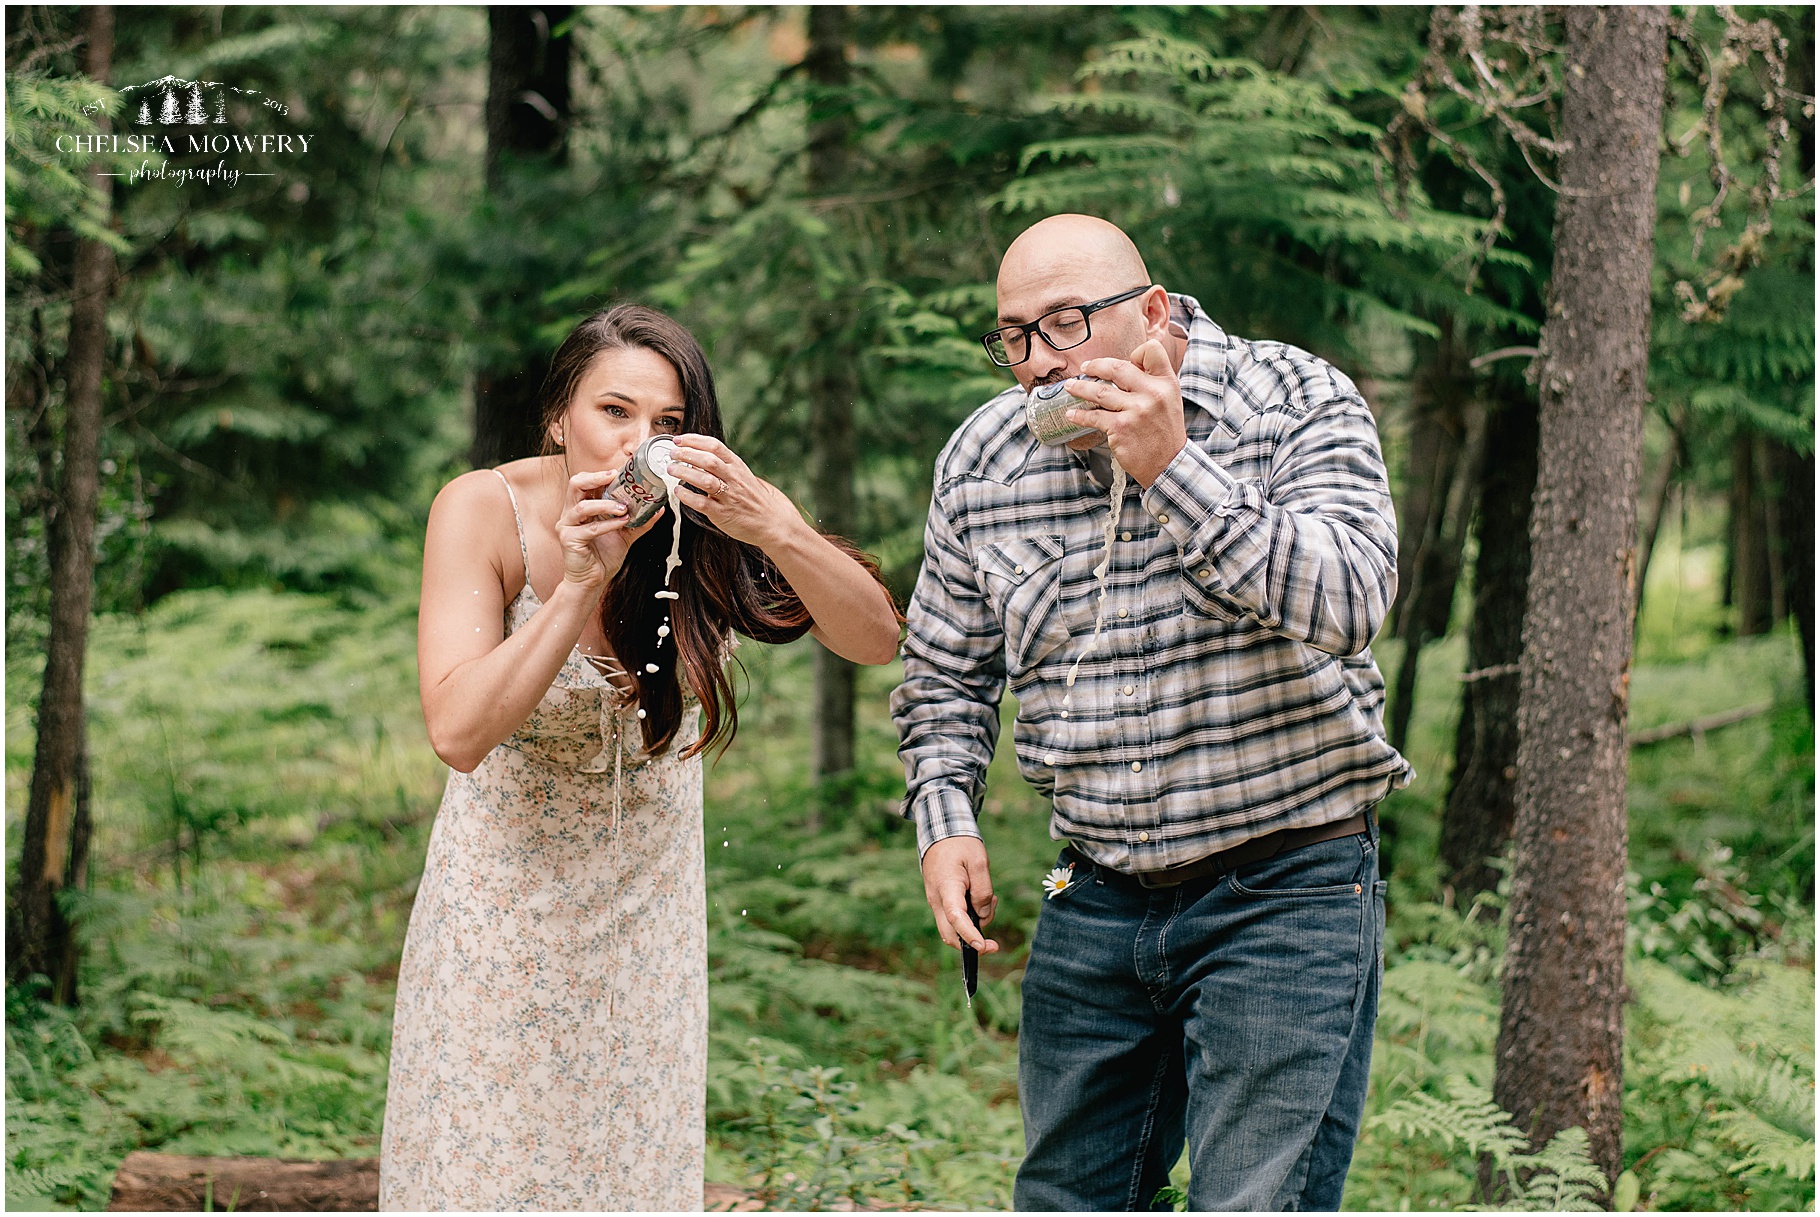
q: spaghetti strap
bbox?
[492,468,530,586]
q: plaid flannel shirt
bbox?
[890,294,1413,872]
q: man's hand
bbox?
[1065,339,1189,487]
[921,835,999,954]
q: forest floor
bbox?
[5,538,1813,1211]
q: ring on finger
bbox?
[711,475,726,498]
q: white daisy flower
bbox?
[1042,864,1075,899]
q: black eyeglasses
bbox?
[978,285,1155,368]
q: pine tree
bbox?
[11,2,117,1005]
[470,5,573,469]
[1650,9,1813,665]
[998,34,1520,367]
[804,4,859,794]
[135,97,150,125]
[1496,6,1669,1193]
[185,83,204,124]
[157,87,178,124]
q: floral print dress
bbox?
[380,472,706,1211]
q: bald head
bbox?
[998,215,1150,303]
[993,215,1171,393]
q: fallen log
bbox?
[106,1153,378,1211]
[104,1155,847,1212]
[705,1181,766,1212]
[1628,701,1773,747]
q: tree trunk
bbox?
[470,366,549,471]
[1383,312,1485,753]
[805,5,858,791]
[1388,375,1455,640]
[9,3,114,1004]
[1727,431,1774,635]
[1632,409,1684,623]
[484,6,571,190]
[1495,6,1665,1194]
[1387,320,1472,748]
[1780,11,1815,707]
[1387,391,1485,756]
[1775,442,1815,708]
[1756,435,1788,626]
[1439,385,1538,905]
[471,6,573,469]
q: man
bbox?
[890,214,1412,1211]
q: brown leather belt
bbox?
[1112,811,1373,890]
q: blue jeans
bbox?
[1014,826,1385,1211]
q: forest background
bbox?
[5,5,1814,1211]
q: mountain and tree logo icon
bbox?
[103,76,290,126]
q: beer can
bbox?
[1024,379,1104,446]
[601,436,679,527]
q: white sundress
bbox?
[379,470,707,1210]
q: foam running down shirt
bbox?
[890,293,1414,874]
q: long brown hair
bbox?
[540,304,894,760]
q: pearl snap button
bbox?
[1123,685,1135,696]
[1157,513,1170,524]
[1198,568,1212,579]
[1118,608,1128,618]
[1121,531,1131,541]
[1130,760,1143,772]
[1137,832,1150,842]
[1014,565,1024,574]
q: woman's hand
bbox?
[667,435,799,547]
[662,435,897,665]
[559,469,661,588]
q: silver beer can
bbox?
[601,436,679,527]
[1024,379,1105,446]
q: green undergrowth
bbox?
[5,578,1814,1210]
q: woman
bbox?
[379,304,900,1211]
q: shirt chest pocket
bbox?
[976,534,1072,677]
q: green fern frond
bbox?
[4,70,129,271]
[1016,135,1182,176]
[1078,38,1245,85]
[1372,1077,1528,1163]
[1514,1126,1609,1212]
[1043,90,1200,132]
[1710,1108,1816,1180]
[1373,1077,1609,1210]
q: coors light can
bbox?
[601,436,679,527]
[1024,379,1105,446]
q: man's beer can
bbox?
[1024,379,1104,446]
[601,436,679,527]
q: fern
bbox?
[1626,956,1816,1206]
[994,33,1531,381]
[1712,1107,1816,1181]
[4,71,128,275]
[1372,1077,1608,1210]
[1515,1127,1611,1213]
[720,1040,950,1211]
